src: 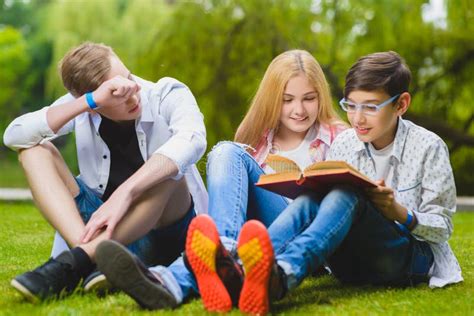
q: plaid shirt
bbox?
[251,122,347,169]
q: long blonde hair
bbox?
[235,49,345,148]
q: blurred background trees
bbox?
[1,0,473,194]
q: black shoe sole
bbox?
[95,240,177,310]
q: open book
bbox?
[256,155,377,199]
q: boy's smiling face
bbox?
[95,56,142,122]
[346,90,410,149]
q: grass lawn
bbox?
[0,202,472,315]
[0,160,28,188]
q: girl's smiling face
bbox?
[278,73,319,138]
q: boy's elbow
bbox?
[3,129,19,151]
[430,227,451,244]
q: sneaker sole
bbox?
[185,215,232,312]
[237,220,273,315]
[11,279,40,303]
[83,273,115,295]
[96,240,176,310]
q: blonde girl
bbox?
[185,50,347,313]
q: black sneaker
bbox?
[95,240,178,310]
[11,251,82,302]
[83,269,116,295]
[269,263,287,301]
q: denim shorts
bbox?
[74,178,196,267]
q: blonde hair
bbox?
[235,49,345,148]
[60,42,116,97]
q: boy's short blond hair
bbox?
[60,42,115,97]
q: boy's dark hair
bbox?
[59,42,116,97]
[344,51,412,98]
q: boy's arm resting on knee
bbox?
[81,153,179,242]
[411,141,456,244]
[117,153,179,201]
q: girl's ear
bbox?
[396,92,411,116]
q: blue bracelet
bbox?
[404,210,414,227]
[85,92,98,109]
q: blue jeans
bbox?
[207,142,289,251]
[75,178,196,267]
[169,141,289,299]
[269,187,434,289]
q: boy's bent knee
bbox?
[18,142,61,165]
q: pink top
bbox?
[251,122,347,169]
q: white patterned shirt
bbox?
[327,118,463,288]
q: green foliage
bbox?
[43,0,171,98]
[1,0,474,193]
[0,26,30,134]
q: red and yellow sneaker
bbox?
[185,215,235,312]
[237,220,274,316]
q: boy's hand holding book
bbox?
[366,179,411,225]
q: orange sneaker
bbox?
[185,214,243,312]
[237,220,274,315]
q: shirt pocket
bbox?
[396,180,422,211]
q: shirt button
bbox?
[103,155,107,159]
[99,184,103,188]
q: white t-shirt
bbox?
[274,126,317,170]
[368,141,394,185]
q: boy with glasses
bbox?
[191,51,462,315]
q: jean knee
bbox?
[207,141,249,175]
[323,186,360,214]
[291,193,320,217]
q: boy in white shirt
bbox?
[3,42,208,302]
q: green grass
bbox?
[0,202,472,315]
[0,159,28,188]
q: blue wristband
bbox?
[85,92,98,110]
[403,210,414,227]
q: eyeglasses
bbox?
[339,94,400,116]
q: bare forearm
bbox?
[47,95,90,133]
[114,154,179,203]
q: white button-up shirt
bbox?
[327,118,463,288]
[3,76,208,215]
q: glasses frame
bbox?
[339,94,401,115]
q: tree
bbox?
[2,0,474,193]
[0,26,30,145]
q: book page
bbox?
[303,160,359,174]
[265,154,302,174]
